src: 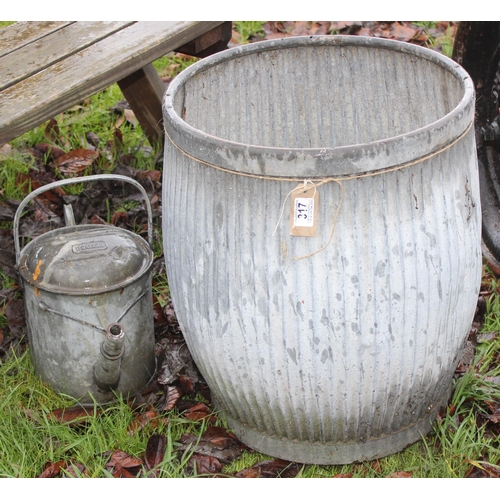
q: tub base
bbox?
[223,394,446,465]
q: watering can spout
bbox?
[93,323,125,391]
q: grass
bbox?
[0,349,212,478]
[233,21,265,43]
[412,21,455,57]
[0,274,497,477]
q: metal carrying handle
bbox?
[13,174,154,264]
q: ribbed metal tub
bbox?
[162,36,482,464]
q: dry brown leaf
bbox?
[145,434,166,471]
[39,460,66,478]
[386,471,413,478]
[63,463,88,477]
[238,468,261,477]
[90,214,108,225]
[44,118,60,142]
[183,402,216,423]
[179,375,195,395]
[124,108,138,127]
[236,459,301,478]
[150,193,159,210]
[114,115,125,129]
[202,426,240,447]
[0,144,13,157]
[127,408,159,435]
[162,385,182,412]
[153,299,167,326]
[106,450,143,469]
[391,22,418,41]
[189,453,222,475]
[56,148,98,174]
[34,142,66,159]
[113,466,138,478]
[136,170,162,182]
[48,406,98,424]
[111,210,128,226]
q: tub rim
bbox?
[163,35,475,179]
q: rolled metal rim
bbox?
[163,35,476,179]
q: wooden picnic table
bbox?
[0,21,231,146]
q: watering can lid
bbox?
[18,224,153,295]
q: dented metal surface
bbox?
[15,175,156,405]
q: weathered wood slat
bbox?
[118,63,166,147]
[0,21,224,144]
[0,21,72,57]
[0,21,134,91]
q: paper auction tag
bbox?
[290,183,319,236]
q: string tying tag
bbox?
[164,120,473,260]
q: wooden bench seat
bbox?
[0,21,231,146]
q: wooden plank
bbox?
[0,22,72,57]
[177,21,232,57]
[118,63,166,147]
[0,21,134,91]
[0,21,224,144]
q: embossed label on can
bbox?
[72,241,108,254]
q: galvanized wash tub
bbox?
[14,175,156,405]
[162,36,482,464]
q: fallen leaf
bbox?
[105,450,143,478]
[369,459,382,474]
[113,127,124,146]
[466,460,500,478]
[39,460,66,478]
[145,434,166,471]
[114,115,125,129]
[34,142,66,159]
[0,229,16,278]
[48,405,99,424]
[90,214,108,225]
[5,298,26,336]
[136,170,161,183]
[44,118,60,142]
[113,466,138,478]
[236,459,301,478]
[105,450,143,469]
[153,299,167,326]
[161,385,182,412]
[386,471,413,478]
[127,407,159,435]
[179,375,195,395]
[391,22,418,41]
[85,131,100,147]
[237,467,261,478]
[56,148,98,174]
[48,406,93,423]
[124,108,138,127]
[183,402,216,423]
[202,426,241,448]
[150,193,159,210]
[189,453,222,475]
[0,144,13,157]
[111,210,128,226]
[179,426,246,463]
[62,463,87,477]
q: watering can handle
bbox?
[13,174,154,263]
